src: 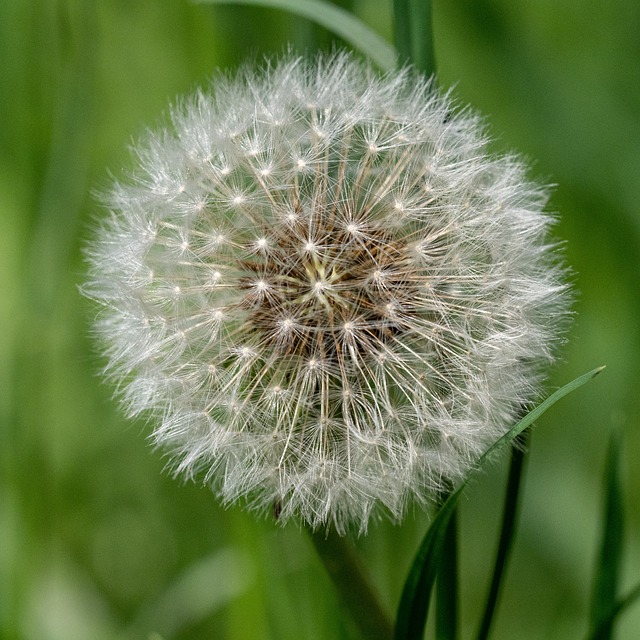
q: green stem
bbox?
[392,0,436,76]
[589,582,640,640]
[394,368,603,640]
[436,506,458,640]
[392,0,413,66]
[309,528,393,640]
[476,429,530,640]
[412,0,436,76]
[588,430,624,640]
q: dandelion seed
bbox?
[84,52,570,534]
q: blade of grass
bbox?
[394,485,459,640]
[392,0,413,66]
[435,505,458,640]
[393,367,605,640]
[589,582,640,640]
[588,430,624,640]
[196,0,397,70]
[392,0,435,75]
[411,0,435,76]
[476,429,530,640]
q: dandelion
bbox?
[85,52,569,534]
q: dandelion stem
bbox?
[309,528,393,640]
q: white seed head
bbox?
[84,52,570,534]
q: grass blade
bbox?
[435,506,458,640]
[392,0,435,75]
[476,430,530,640]
[394,367,604,640]
[589,582,640,640]
[394,486,459,640]
[588,430,624,639]
[410,0,435,76]
[392,0,413,66]
[196,0,397,70]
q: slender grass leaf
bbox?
[589,430,624,640]
[393,0,413,65]
[394,367,605,640]
[196,0,396,70]
[589,582,640,640]
[435,507,458,640]
[476,429,530,640]
[393,0,435,76]
[394,486,460,640]
[410,0,435,76]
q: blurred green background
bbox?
[1,1,639,638]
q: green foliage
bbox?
[589,431,625,639]
[586,430,640,639]
[198,0,396,69]
[589,583,640,640]
[476,433,529,640]
[394,368,604,640]
[393,0,435,74]
[435,508,458,640]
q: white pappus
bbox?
[84,52,571,534]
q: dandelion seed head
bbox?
[84,52,570,534]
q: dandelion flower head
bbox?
[85,52,569,533]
